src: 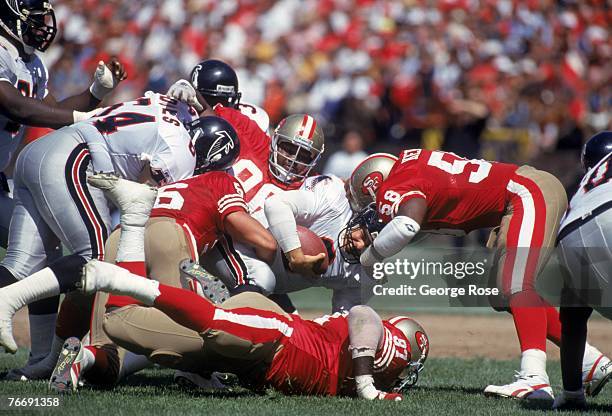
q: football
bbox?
[296,225,330,272]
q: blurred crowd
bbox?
[42,0,610,185]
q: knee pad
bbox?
[48,254,87,293]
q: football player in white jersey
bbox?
[0,93,205,371]
[553,131,612,410]
[0,0,126,380]
[264,173,377,312]
[0,0,126,246]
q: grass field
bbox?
[1,349,611,415]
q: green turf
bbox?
[1,350,610,415]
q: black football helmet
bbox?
[187,116,240,175]
[338,203,385,264]
[0,0,57,53]
[582,131,612,171]
[190,59,241,108]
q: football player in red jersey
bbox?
[78,257,429,400]
[168,61,325,304]
[343,149,609,402]
[46,116,276,392]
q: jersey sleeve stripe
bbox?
[218,193,246,204]
[218,201,248,214]
[218,198,248,211]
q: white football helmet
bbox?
[269,114,324,185]
[388,316,429,392]
[348,153,398,211]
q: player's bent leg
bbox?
[103,304,206,373]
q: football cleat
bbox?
[583,354,612,397]
[5,359,54,381]
[179,259,229,304]
[0,290,18,354]
[174,370,228,391]
[484,372,554,402]
[552,390,588,411]
[49,337,85,393]
[87,173,157,227]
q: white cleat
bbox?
[87,173,158,227]
[0,291,18,354]
[80,259,129,295]
[484,371,554,402]
[583,354,612,397]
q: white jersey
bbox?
[77,91,197,184]
[0,38,49,171]
[267,174,371,286]
[296,174,366,283]
[238,102,270,133]
[560,152,612,229]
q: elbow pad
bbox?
[264,197,301,253]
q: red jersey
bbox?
[377,149,518,233]
[151,171,248,255]
[265,313,411,396]
[214,105,300,217]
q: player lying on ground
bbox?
[552,131,612,411]
[0,0,126,380]
[78,255,429,400]
[343,149,610,402]
[50,124,281,391]
[0,105,227,363]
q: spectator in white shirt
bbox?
[323,130,368,180]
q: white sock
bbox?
[118,352,151,379]
[583,342,603,369]
[116,225,145,263]
[1,268,60,312]
[28,313,57,363]
[80,347,96,373]
[106,267,160,306]
[521,349,547,376]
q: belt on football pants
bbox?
[557,200,612,244]
[0,172,8,193]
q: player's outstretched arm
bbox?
[224,211,278,264]
[0,59,126,128]
[0,80,85,128]
[360,198,427,267]
[46,59,127,111]
[264,191,325,278]
[348,305,402,401]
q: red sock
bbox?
[107,261,147,308]
[509,291,547,352]
[153,284,215,332]
[84,346,119,385]
[545,305,562,346]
